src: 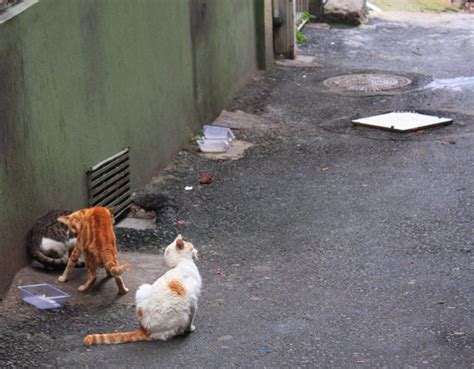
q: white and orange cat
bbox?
[57,207,129,295]
[84,234,201,346]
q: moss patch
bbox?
[370,0,457,12]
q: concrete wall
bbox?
[0,0,263,297]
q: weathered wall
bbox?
[0,0,262,297]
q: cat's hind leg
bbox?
[67,238,85,268]
[186,303,197,333]
[114,276,129,295]
[79,264,97,292]
[58,246,81,282]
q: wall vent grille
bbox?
[87,148,131,220]
[0,0,18,12]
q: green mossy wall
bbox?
[0,0,261,297]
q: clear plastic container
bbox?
[18,283,70,309]
[197,139,231,153]
[203,125,235,141]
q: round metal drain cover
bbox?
[324,74,412,93]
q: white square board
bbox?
[352,112,453,132]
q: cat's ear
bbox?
[57,215,69,224]
[176,239,185,250]
[176,234,183,240]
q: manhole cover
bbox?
[324,74,412,93]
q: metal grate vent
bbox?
[87,148,131,220]
[0,0,18,12]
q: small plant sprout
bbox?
[302,11,316,22]
[192,134,203,142]
[296,30,307,43]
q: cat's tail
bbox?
[30,249,67,270]
[104,261,130,277]
[83,327,150,347]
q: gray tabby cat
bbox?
[27,209,84,270]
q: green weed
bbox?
[296,30,307,43]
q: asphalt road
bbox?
[1,12,473,369]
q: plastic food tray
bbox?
[203,125,235,141]
[18,283,69,309]
[197,139,231,153]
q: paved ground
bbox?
[1,12,473,369]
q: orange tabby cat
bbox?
[57,207,129,294]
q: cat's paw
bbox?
[58,275,67,283]
[189,325,196,332]
[118,287,129,295]
[78,285,87,292]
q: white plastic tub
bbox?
[203,125,235,141]
[197,139,231,153]
[18,283,69,309]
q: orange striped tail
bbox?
[104,261,130,277]
[83,327,150,347]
